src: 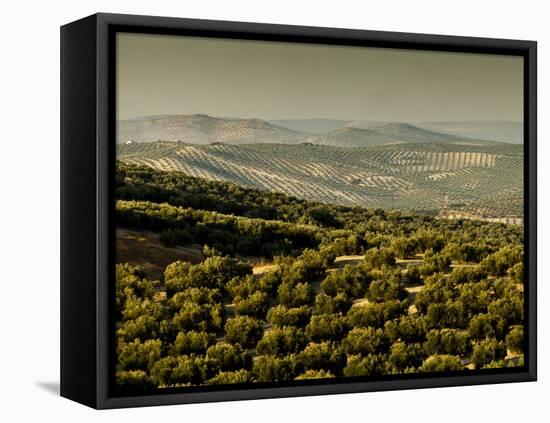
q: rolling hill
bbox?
[117,114,308,145]
[415,121,523,144]
[270,118,523,144]
[117,141,523,218]
[304,123,501,147]
[117,114,504,148]
[269,118,360,134]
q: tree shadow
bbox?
[36,381,60,396]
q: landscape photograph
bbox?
[114,32,525,393]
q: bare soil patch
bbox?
[116,228,203,279]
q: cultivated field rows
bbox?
[118,141,523,216]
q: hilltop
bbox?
[117,114,506,148]
[117,114,307,145]
[304,123,498,147]
[270,118,523,144]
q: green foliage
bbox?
[117,339,162,371]
[114,163,525,391]
[419,250,451,276]
[443,242,491,264]
[419,354,465,372]
[415,275,455,314]
[472,339,507,369]
[122,296,163,321]
[115,264,156,315]
[384,316,427,343]
[169,287,222,306]
[277,281,314,307]
[151,355,208,386]
[457,280,494,317]
[468,314,495,340]
[343,327,389,355]
[487,295,523,336]
[234,291,270,319]
[347,300,408,328]
[295,369,335,380]
[321,264,372,297]
[506,325,524,354]
[267,305,312,328]
[424,301,470,329]
[480,245,523,277]
[172,331,214,355]
[448,266,487,285]
[388,342,426,372]
[117,314,160,342]
[364,247,396,269]
[206,342,250,372]
[252,355,298,382]
[116,370,155,393]
[424,329,472,356]
[508,262,524,284]
[171,301,223,333]
[227,275,262,299]
[305,205,342,228]
[314,292,352,315]
[296,342,346,372]
[117,198,323,258]
[391,236,419,259]
[367,269,408,302]
[257,327,307,356]
[343,354,387,377]
[224,316,264,348]
[207,369,252,385]
[305,314,347,342]
[164,257,252,295]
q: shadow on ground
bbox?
[36,381,60,396]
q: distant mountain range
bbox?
[117,114,519,147]
[415,121,523,144]
[117,114,305,145]
[270,118,523,144]
[304,123,497,147]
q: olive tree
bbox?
[206,342,250,372]
[472,338,507,369]
[305,314,347,342]
[343,354,386,377]
[419,354,464,372]
[224,316,264,348]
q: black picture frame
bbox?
[60,12,537,409]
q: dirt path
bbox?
[333,255,364,267]
[252,264,278,275]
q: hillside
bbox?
[117,114,502,148]
[269,118,359,134]
[416,121,523,144]
[114,163,525,392]
[304,123,498,147]
[117,114,308,145]
[270,118,523,144]
[117,141,523,218]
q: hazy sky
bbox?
[117,32,523,122]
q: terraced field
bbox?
[117,141,523,217]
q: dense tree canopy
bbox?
[114,163,525,393]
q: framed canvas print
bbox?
[60,13,537,409]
